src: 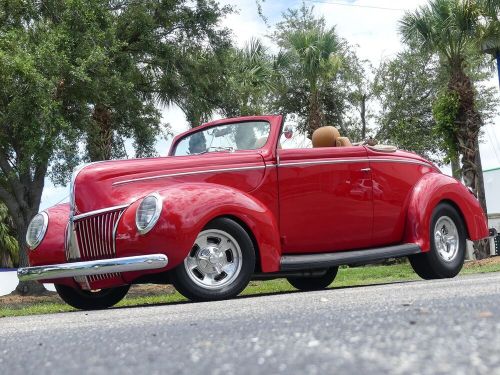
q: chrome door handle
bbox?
[360,168,371,172]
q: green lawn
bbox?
[1,260,499,318]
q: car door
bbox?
[277,146,373,254]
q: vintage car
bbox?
[19,115,496,310]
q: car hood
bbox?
[72,152,266,214]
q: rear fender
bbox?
[115,183,282,282]
[404,173,489,251]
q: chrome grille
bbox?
[73,208,124,261]
[88,273,121,283]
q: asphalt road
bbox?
[2,273,500,375]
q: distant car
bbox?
[19,115,494,310]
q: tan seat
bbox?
[312,126,352,148]
[311,126,340,148]
[254,136,268,149]
[336,137,352,147]
[255,136,281,149]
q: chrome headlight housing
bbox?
[26,212,49,250]
[135,194,162,235]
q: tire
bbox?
[55,284,130,310]
[171,217,255,302]
[409,202,466,279]
[287,267,338,291]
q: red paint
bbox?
[28,115,490,289]
[277,147,373,252]
[29,203,70,267]
[404,172,489,251]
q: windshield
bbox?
[173,121,271,156]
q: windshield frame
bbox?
[170,120,272,157]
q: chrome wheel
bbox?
[434,216,459,262]
[184,229,243,290]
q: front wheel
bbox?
[171,218,255,302]
[55,284,130,310]
[409,202,466,279]
[287,267,338,291]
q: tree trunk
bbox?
[361,94,367,139]
[473,144,490,260]
[449,66,489,259]
[496,51,500,91]
[474,142,487,213]
[307,89,323,138]
[88,104,114,161]
[450,152,462,180]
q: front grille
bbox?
[88,273,121,283]
[73,208,124,261]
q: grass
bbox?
[1,258,500,318]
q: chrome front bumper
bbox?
[17,254,168,282]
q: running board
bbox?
[280,244,421,271]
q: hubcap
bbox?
[434,216,459,262]
[184,229,243,289]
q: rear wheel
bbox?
[287,267,338,291]
[55,284,130,310]
[409,202,466,279]
[171,218,255,302]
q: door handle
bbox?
[360,168,371,173]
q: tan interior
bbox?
[254,136,268,149]
[336,136,352,147]
[254,136,281,149]
[311,126,352,148]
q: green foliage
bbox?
[0,203,18,267]
[270,4,348,136]
[218,38,277,118]
[374,50,445,162]
[0,0,233,272]
[433,89,460,160]
[399,0,500,220]
[400,0,480,69]
[478,0,500,56]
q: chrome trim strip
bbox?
[73,204,129,221]
[112,165,267,186]
[17,254,169,282]
[279,158,369,167]
[278,158,432,169]
[111,158,431,186]
[369,158,433,168]
[113,209,126,255]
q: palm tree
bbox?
[400,0,492,258]
[285,26,343,136]
[227,38,275,117]
[478,0,500,89]
[400,0,486,207]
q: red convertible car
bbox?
[19,115,495,310]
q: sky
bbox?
[39,0,500,210]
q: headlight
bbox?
[135,194,162,235]
[26,212,49,249]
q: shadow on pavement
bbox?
[106,279,421,312]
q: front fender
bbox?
[115,182,281,282]
[26,203,77,287]
[404,173,489,251]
